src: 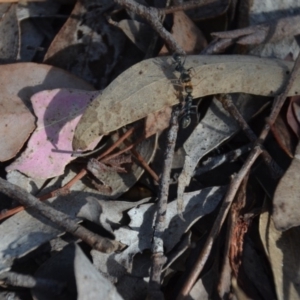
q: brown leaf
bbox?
[0,96,35,162]
[159,11,207,55]
[144,106,172,138]
[271,112,295,158]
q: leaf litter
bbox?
[1,0,300,299]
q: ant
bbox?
[173,53,195,128]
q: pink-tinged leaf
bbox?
[0,96,35,162]
[6,89,101,179]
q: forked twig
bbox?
[216,94,283,178]
[113,0,185,54]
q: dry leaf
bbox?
[44,0,125,88]
[0,4,18,61]
[116,19,154,53]
[272,141,300,230]
[159,11,207,55]
[144,106,172,138]
[259,207,300,300]
[177,94,269,210]
[32,243,123,300]
[6,89,101,179]
[0,62,93,108]
[0,62,93,162]
[73,55,300,150]
[271,112,295,158]
[91,186,225,283]
[0,95,35,162]
[287,96,300,137]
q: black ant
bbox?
[173,53,195,128]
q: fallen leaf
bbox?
[16,2,61,61]
[77,197,150,233]
[271,112,295,158]
[6,89,101,179]
[0,62,93,109]
[177,94,269,209]
[144,106,172,138]
[159,11,207,55]
[32,243,123,300]
[44,0,126,88]
[0,95,35,162]
[73,55,300,150]
[116,19,154,53]
[0,4,18,62]
[259,206,300,300]
[287,96,300,137]
[272,141,300,230]
[91,186,225,282]
[1,136,157,272]
[0,62,93,162]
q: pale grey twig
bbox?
[148,107,180,300]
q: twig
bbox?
[208,15,300,54]
[130,148,159,182]
[113,0,184,54]
[0,178,125,253]
[0,272,65,295]
[177,145,262,299]
[259,52,300,141]
[159,0,218,14]
[216,94,283,178]
[193,143,252,176]
[148,107,180,300]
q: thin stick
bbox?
[177,146,262,299]
[148,108,180,300]
[114,0,185,54]
[130,148,159,183]
[159,0,218,14]
[259,53,300,141]
[0,178,125,253]
[217,94,283,178]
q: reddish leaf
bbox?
[6,89,101,179]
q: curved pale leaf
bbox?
[73,55,300,150]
